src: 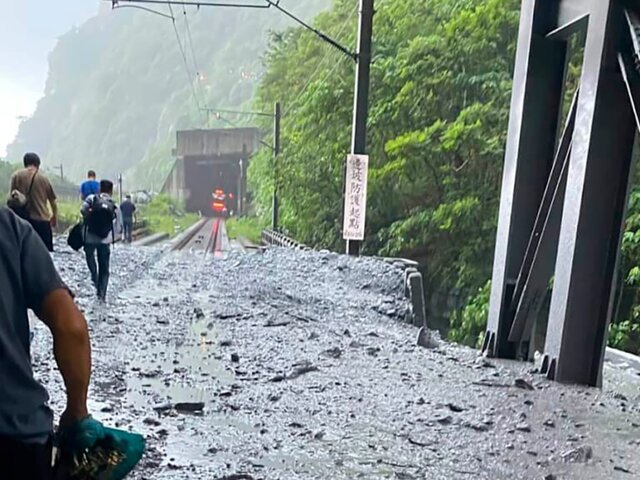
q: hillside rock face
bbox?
[7,1,328,187]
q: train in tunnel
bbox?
[162,128,260,217]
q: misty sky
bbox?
[0,1,99,156]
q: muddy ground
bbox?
[31,241,640,479]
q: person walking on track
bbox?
[7,152,58,252]
[0,206,92,479]
[79,170,100,201]
[120,194,136,244]
[81,180,122,301]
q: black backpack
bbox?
[85,196,116,239]
[67,223,85,251]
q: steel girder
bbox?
[484,0,639,386]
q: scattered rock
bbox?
[231,353,240,363]
[447,403,465,413]
[264,319,291,327]
[463,421,490,432]
[435,415,453,425]
[175,402,205,413]
[289,364,319,380]
[193,307,205,319]
[613,465,632,474]
[416,327,438,349]
[474,357,495,368]
[515,422,531,433]
[514,378,535,391]
[143,417,161,427]
[323,347,342,359]
[543,419,556,428]
[561,445,593,463]
[152,403,173,413]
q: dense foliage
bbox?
[251,0,640,354]
[251,0,519,305]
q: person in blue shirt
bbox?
[79,170,100,201]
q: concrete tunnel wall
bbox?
[162,128,261,216]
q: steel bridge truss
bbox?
[484,0,640,386]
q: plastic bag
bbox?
[54,417,145,480]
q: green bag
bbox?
[55,417,145,480]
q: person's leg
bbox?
[125,221,132,243]
[84,244,98,288]
[96,244,111,300]
[29,220,54,252]
[0,436,53,480]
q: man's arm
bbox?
[20,218,91,426]
[48,182,58,227]
[38,289,91,425]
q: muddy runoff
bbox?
[31,241,640,479]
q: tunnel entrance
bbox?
[162,128,260,217]
[185,156,241,216]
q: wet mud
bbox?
[31,241,640,479]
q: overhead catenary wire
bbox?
[167,3,206,123]
[181,2,203,82]
[282,3,358,119]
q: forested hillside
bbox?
[251,0,519,319]
[6,1,329,187]
[250,0,640,352]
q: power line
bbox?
[283,4,358,118]
[181,3,202,81]
[167,3,206,123]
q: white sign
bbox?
[343,154,369,241]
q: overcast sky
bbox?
[0,1,99,156]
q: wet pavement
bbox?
[32,240,640,479]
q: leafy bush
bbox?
[226,216,266,244]
[448,281,490,348]
[140,195,198,236]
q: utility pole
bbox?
[118,173,123,204]
[346,0,374,256]
[272,102,281,231]
[54,164,64,182]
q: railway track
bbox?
[172,218,228,256]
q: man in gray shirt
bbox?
[0,207,92,478]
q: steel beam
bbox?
[483,0,568,358]
[508,101,576,347]
[546,0,590,39]
[541,1,637,386]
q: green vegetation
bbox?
[449,281,491,349]
[139,195,198,237]
[251,0,519,340]
[250,0,640,354]
[56,201,82,228]
[226,216,266,245]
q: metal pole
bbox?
[346,0,374,255]
[118,174,123,204]
[272,102,281,231]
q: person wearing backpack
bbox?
[81,180,122,302]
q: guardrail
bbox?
[261,230,309,250]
